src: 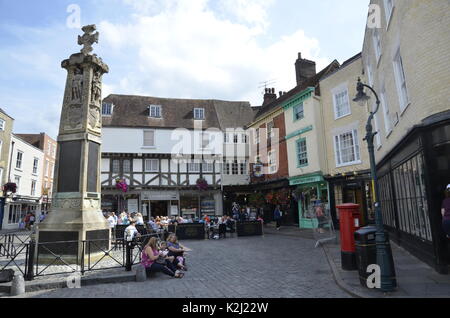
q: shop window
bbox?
[8,204,24,225]
[201,195,215,215]
[390,153,432,241]
[181,195,199,217]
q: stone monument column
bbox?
[37,25,110,264]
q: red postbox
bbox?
[337,203,362,270]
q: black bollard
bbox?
[25,240,35,281]
[125,241,133,271]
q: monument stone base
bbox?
[36,193,111,266]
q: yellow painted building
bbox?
[320,53,375,226]
[361,0,450,273]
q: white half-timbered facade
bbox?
[100,94,256,219]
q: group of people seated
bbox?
[105,211,145,228]
[141,234,187,279]
[105,209,262,241]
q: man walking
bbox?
[274,205,282,231]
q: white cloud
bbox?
[99,0,330,105]
[0,0,333,138]
[218,0,275,30]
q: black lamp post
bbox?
[353,78,397,292]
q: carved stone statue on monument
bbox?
[91,70,102,105]
[71,67,83,103]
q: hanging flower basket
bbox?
[249,192,265,208]
[3,183,17,194]
[196,178,208,191]
[265,192,277,205]
[115,178,128,193]
[276,188,290,206]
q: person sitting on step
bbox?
[167,234,187,271]
[141,237,184,279]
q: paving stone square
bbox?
[21,233,351,298]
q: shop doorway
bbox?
[150,201,169,218]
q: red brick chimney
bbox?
[263,88,277,106]
[295,53,316,86]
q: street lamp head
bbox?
[353,77,371,107]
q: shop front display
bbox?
[180,194,199,219]
[326,173,374,229]
[290,173,329,229]
[200,195,216,216]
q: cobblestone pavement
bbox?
[21,233,351,298]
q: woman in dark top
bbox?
[442,185,450,238]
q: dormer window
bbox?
[194,108,205,120]
[149,105,162,118]
[102,103,114,116]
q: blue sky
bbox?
[0,0,369,139]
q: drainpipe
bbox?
[0,141,15,230]
[8,141,15,183]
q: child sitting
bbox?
[167,234,187,271]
